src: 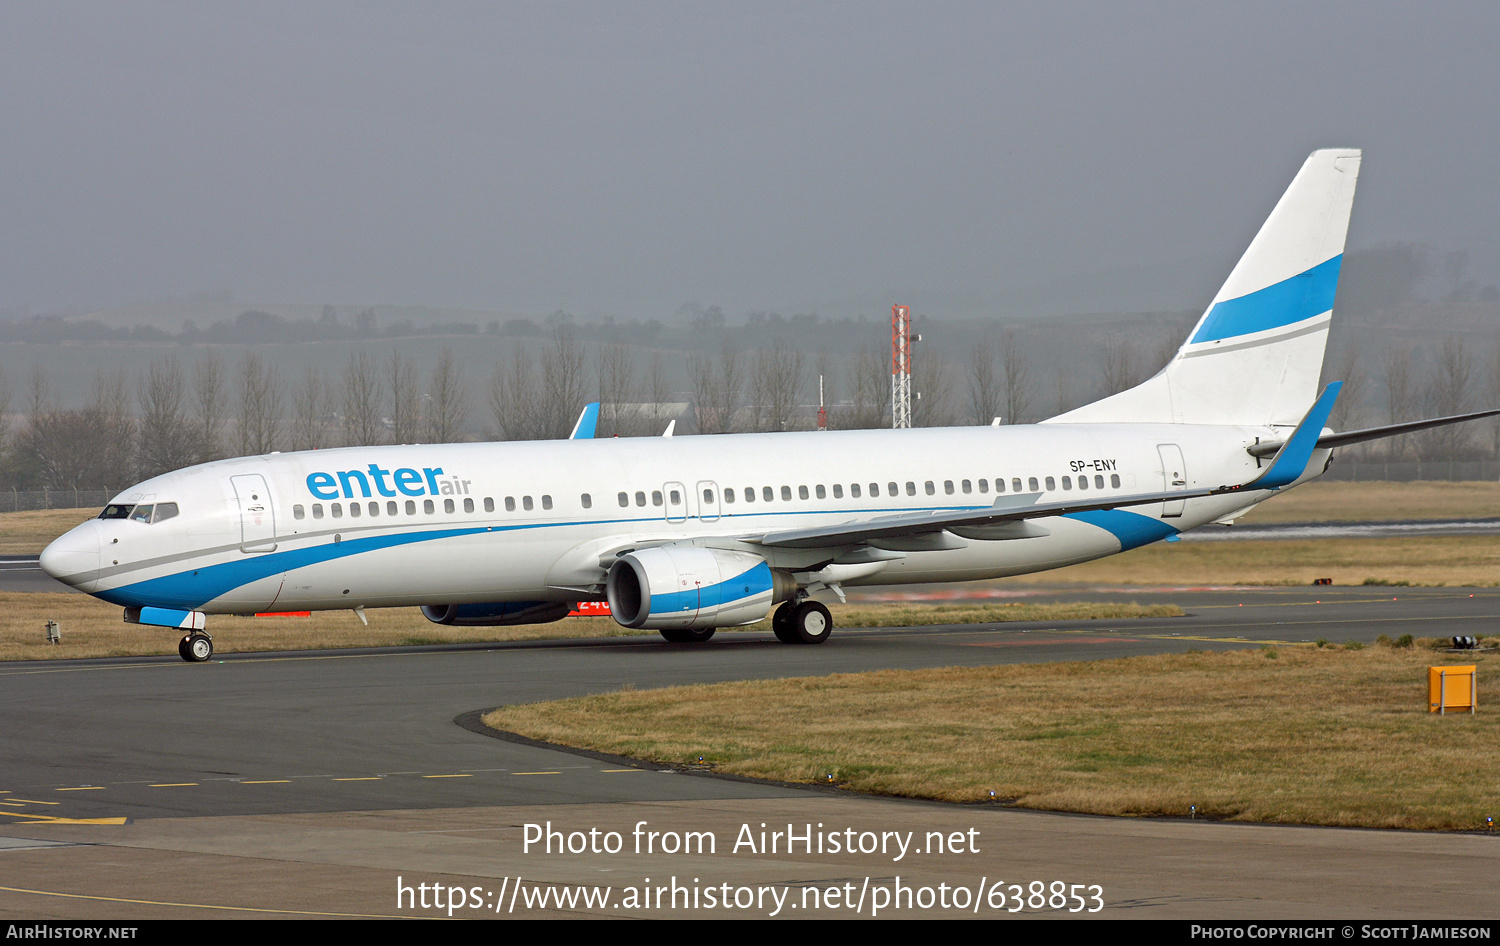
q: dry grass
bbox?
[0,594,1180,661]
[485,644,1499,831]
[1238,480,1500,524]
[0,509,97,554]
[1014,535,1500,586]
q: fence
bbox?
[1,489,116,513]
[1321,458,1498,482]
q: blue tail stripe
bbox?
[1190,255,1342,344]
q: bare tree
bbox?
[1325,341,1364,434]
[425,348,468,443]
[23,369,136,490]
[342,350,384,446]
[289,366,330,452]
[1488,341,1500,457]
[491,345,543,441]
[193,353,228,461]
[1422,335,1474,458]
[236,353,282,456]
[844,345,888,429]
[967,337,1001,425]
[689,343,744,434]
[646,352,671,434]
[388,350,420,444]
[541,326,588,439]
[1000,329,1031,425]
[137,356,199,478]
[596,341,637,437]
[1383,345,1416,459]
[913,349,955,427]
[1099,334,1143,397]
[751,340,805,432]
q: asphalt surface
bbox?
[1,585,1497,919]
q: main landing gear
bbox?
[178,631,213,662]
[772,600,833,645]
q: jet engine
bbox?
[606,547,782,630]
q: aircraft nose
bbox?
[39,521,102,587]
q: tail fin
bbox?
[1049,149,1362,428]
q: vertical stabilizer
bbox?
[1049,149,1361,428]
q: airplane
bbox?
[39,148,1500,661]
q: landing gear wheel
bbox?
[659,626,716,644]
[787,601,833,645]
[183,632,213,662]
[771,603,798,644]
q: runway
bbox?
[1,586,1497,919]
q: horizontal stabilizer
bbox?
[1248,407,1500,457]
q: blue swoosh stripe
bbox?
[1064,509,1178,551]
[649,561,774,615]
[1190,255,1342,344]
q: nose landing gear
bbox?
[178,632,213,662]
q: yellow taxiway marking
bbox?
[9,798,60,805]
[54,786,105,792]
[332,777,383,781]
[0,812,127,825]
[0,884,412,918]
[150,783,198,788]
[513,771,561,776]
[240,780,291,784]
[421,774,472,779]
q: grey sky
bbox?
[3,1,1498,320]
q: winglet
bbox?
[1245,382,1342,490]
[569,402,600,439]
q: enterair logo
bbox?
[306,464,472,500]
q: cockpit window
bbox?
[153,502,179,523]
[99,504,134,520]
[128,504,154,523]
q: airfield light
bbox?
[1190,805,1197,819]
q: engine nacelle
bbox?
[421,601,573,627]
[607,547,776,630]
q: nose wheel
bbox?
[178,632,213,662]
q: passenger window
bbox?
[651,491,662,507]
[1045,477,1056,491]
[1096,475,1105,489]
[332,503,343,519]
[667,490,679,505]
[349,503,361,518]
[523,496,534,511]
[464,498,475,513]
[723,489,735,504]
[1062,476,1072,490]
[618,492,629,508]
[832,484,842,499]
[387,501,398,515]
[542,495,553,510]
[506,497,516,512]
[294,505,306,520]
[423,499,435,514]
[979,479,989,493]
[925,481,936,496]
[763,487,773,502]
[445,498,456,514]
[129,505,153,523]
[703,488,713,503]
[312,504,324,519]
[887,482,898,496]
[960,480,971,494]
[816,485,826,499]
[369,501,380,516]
[1077,476,1087,491]
[944,480,954,495]
[745,487,756,502]
[781,486,792,501]
[1111,474,1121,488]
[406,500,417,515]
[484,497,494,512]
[635,491,647,507]
[906,482,916,496]
[581,493,592,509]
[851,483,861,498]
[798,485,809,500]
[153,503,179,523]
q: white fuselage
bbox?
[41,422,1316,617]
